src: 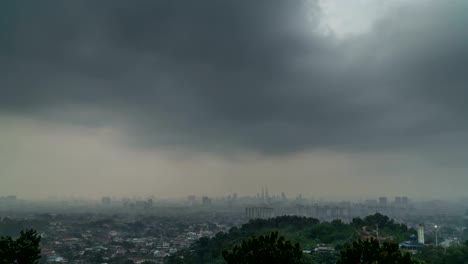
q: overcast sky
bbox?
[1,0,467,200]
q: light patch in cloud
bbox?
[318,0,429,37]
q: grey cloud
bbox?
[1,0,468,154]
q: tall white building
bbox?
[417,224,425,244]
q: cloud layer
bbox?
[1,1,468,198]
[2,0,468,154]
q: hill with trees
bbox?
[222,232,303,264]
[337,238,421,264]
[165,213,416,264]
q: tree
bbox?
[337,238,421,264]
[0,235,16,263]
[0,229,41,264]
[222,232,303,264]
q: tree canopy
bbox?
[0,229,41,264]
[165,214,417,264]
[222,231,303,264]
[337,238,421,264]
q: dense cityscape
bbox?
[1,192,467,263]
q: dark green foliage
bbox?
[0,235,15,264]
[443,244,468,264]
[0,229,41,264]
[222,232,302,264]
[413,246,445,264]
[337,238,421,264]
[309,220,357,244]
[354,213,394,228]
[414,243,468,264]
[165,216,318,264]
[308,251,340,264]
[351,213,414,242]
[166,214,416,264]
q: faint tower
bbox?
[202,196,212,206]
[281,192,287,202]
[395,196,402,205]
[464,210,468,240]
[101,196,111,206]
[402,196,409,205]
[417,224,425,244]
[378,197,388,206]
[187,195,196,206]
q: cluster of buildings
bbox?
[242,195,414,222]
[27,213,235,263]
[1,194,466,263]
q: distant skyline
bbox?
[1,0,468,199]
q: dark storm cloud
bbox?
[1,0,468,153]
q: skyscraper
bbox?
[417,224,425,244]
[379,197,388,205]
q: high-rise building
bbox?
[417,224,425,244]
[395,196,402,204]
[188,195,196,206]
[402,196,409,205]
[245,207,274,219]
[202,196,212,206]
[463,210,468,240]
[101,196,111,206]
[365,199,378,205]
[281,192,287,202]
[379,197,388,205]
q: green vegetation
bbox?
[222,231,302,264]
[337,238,421,264]
[166,213,416,264]
[165,212,467,264]
[413,241,468,264]
[350,213,413,242]
[0,229,41,264]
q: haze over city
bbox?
[1,0,468,200]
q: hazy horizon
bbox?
[2,0,468,200]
